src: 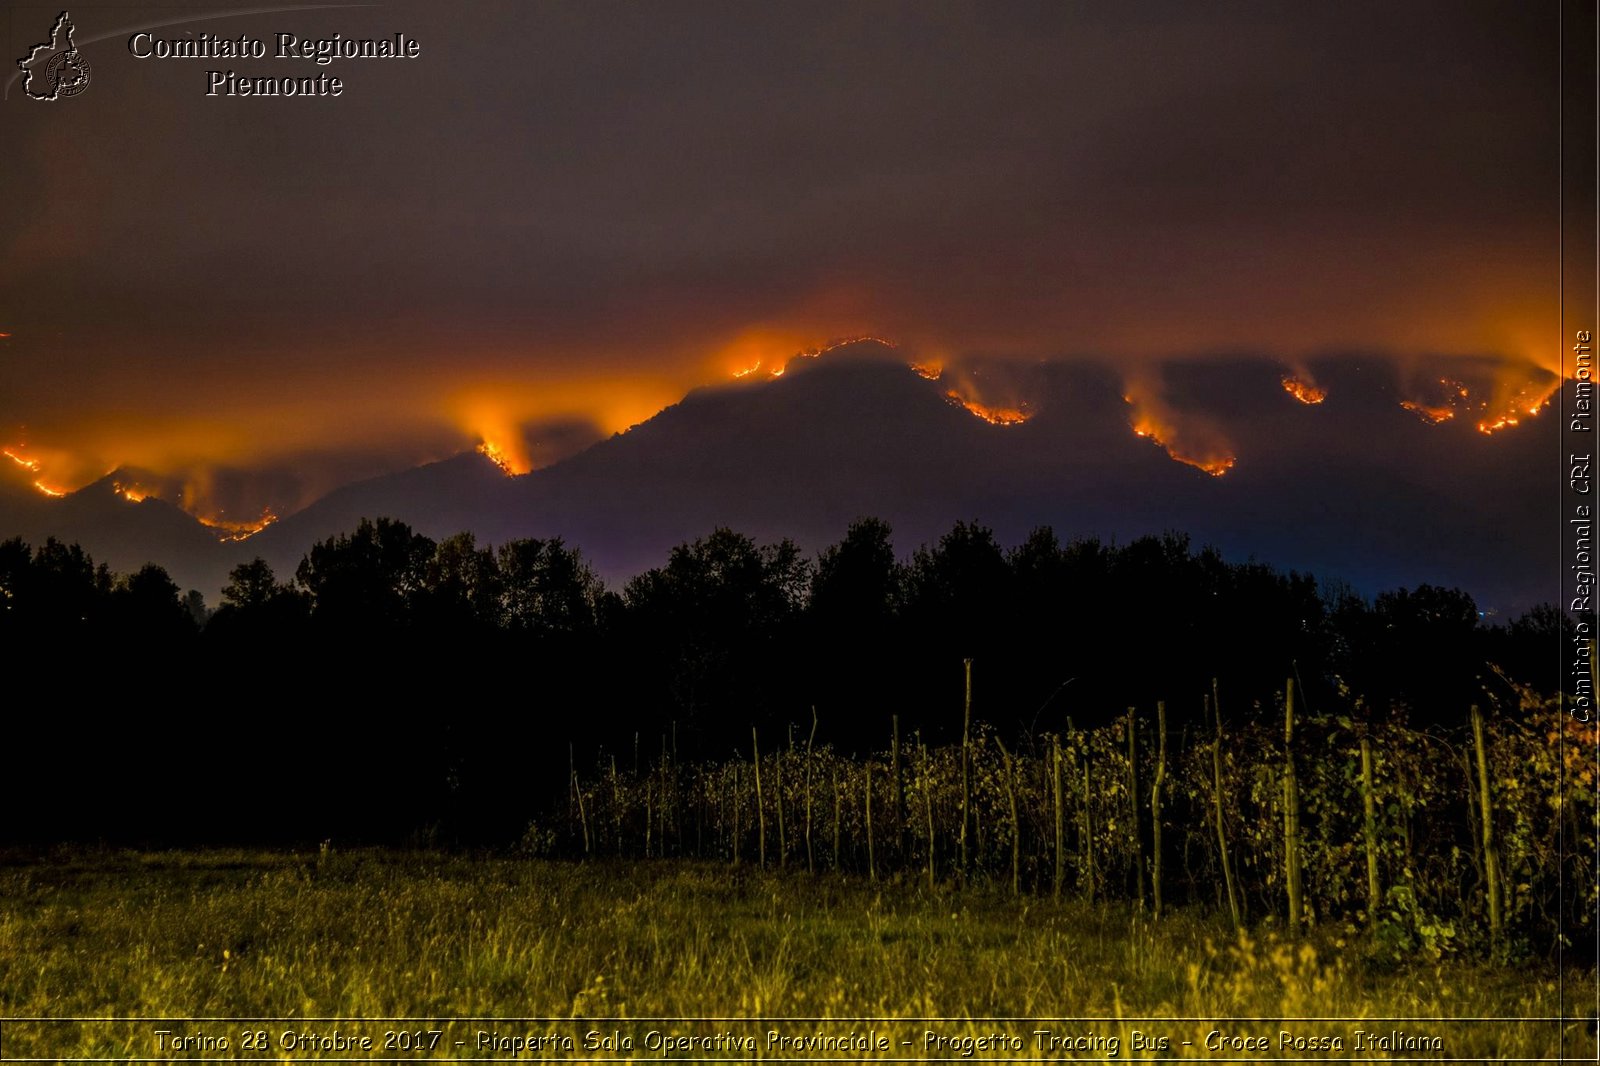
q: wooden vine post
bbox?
[1074,717,1095,902]
[804,708,817,874]
[892,714,904,859]
[572,766,590,855]
[568,743,577,825]
[659,734,669,857]
[1470,705,1502,943]
[774,731,787,869]
[865,759,877,881]
[997,738,1021,896]
[960,658,973,884]
[832,764,842,867]
[610,756,621,855]
[1359,729,1381,926]
[752,727,766,869]
[731,763,741,865]
[1283,678,1303,936]
[1210,684,1241,930]
[920,735,935,891]
[1052,733,1065,899]
[1126,706,1144,906]
[1151,700,1167,919]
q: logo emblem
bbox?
[18,12,91,101]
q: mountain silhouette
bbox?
[0,464,229,593]
[0,342,1558,614]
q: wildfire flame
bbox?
[1476,379,1559,434]
[4,448,40,472]
[457,407,532,475]
[196,508,278,542]
[2,346,1561,537]
[798,334,898,358]
[1280,376,1326,405]
[1399,400,1455,424]
[1397,369,1559,434]
[476,440,521,477]
[945,391,1029,426]
[728,336,898,381]
[1122,395,1236,477]
[934,358,1035,427]
[12,440,280,534]
[1191,455,1236,476]
[784,334,901,373]
[4,447,69,496]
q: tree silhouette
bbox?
[208,557,308,640]
[113,562,195,641]
[296,517,435,630]
[221,557,282,610]
[623,528,809,741]
[496,536,603,635]
[811,516,902,626]
[417,531,501,634]
[0,514,1574,847]
[805,517,906,743]
[905,520,1011,655]
[30,536,111,634]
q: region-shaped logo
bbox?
[17,11,92,101]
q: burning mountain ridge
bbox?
[0,340,1565,615]
[2,340,1565,524]
[1120,379,1237,478]
[1281,375,1327,405]
[1392,356,1561,434]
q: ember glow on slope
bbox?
[1281,376,1327,406]
[0,2,1562,524]
[0,333,1570,524]
[1394,365,1563,435]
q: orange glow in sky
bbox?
[477,440,521,477]
[0,322,1566,524]
[0,2,1565,536]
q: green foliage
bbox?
[1369,882,1459,967]
[563,690,1594,955]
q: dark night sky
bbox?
[0,0,1561,522]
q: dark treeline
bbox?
[0,517,1571,847]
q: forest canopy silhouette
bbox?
[0,516,1570,846]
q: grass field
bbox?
[0,849,1592,1061]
